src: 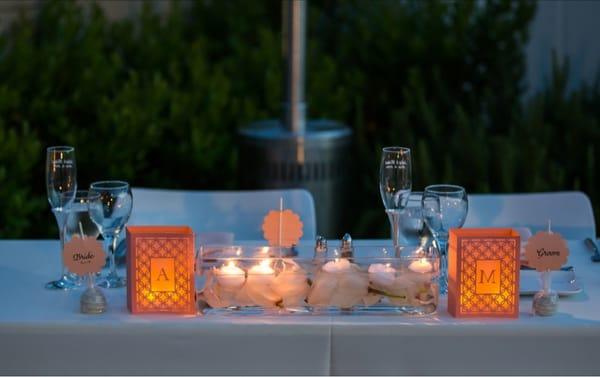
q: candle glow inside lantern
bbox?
[448,228,520,318]
[127,226,196,314]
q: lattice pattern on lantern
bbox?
[459,238,517,314]
[127,226,196,314]
[135,238,191,311]
[448,228,520,318]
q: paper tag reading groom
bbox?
[63,236,106,275]
[524,231,569,272]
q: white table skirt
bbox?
[1,239,599,375]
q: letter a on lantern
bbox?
[151,258,175,292]
[127,226,196,314]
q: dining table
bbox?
[1,238,599,375]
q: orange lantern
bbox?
[448,228,520,318]
[127,226,196,314]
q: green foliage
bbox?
[0,0,598,238]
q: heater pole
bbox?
[283,0,307,134]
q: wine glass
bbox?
[89,181,133,288]
[45,146,77,290]
[379,147,412,248]
[422,184,468,294]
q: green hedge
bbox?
[0,0,598,238]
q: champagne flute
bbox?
[379,147,412,248]
[45,146,77,290]
[422,184,468,294]
[89,181,133,288]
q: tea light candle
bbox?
[409,258,432,274]
[248,259,276,284]
[368,263,396,287]
[322,258,352,273]
[215,260,246,289]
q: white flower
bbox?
[272,260,309,308]
[368,263,396,288]
[307,260,369,308]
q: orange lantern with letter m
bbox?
[127,226,196,314]
[448,228,520,318]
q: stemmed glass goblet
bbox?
[45,146,77,289]
[422,184,468,294]
[89,181,133,288]
[379,147,412,249]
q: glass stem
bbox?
[52,209,67,278]
[105,234,118,277]
[435,237,449,295]
[386,209,401,248]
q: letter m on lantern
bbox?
[475,260,501,294]
[448,228,520,318]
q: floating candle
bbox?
[247,259,276,286]
[368,263,396,287]
[249,259,276,275]
[408,258,433,274]
[215,260,246,289]
[322,258,352,273]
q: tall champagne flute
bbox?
[45,146,77,289]
[379,147,412,248]
[89,181,133,288]
[422,184,468,295]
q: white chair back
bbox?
[128,188,317,241]
[464,191,595,239]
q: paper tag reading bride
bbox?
[262,209,303,247]
[63,236,106,275]
[524,231,569,271]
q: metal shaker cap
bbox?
[341,233,353,258]
[315,235,327,255]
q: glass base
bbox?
[97,272,126,288]
[45,274,79,290]
[199,304,437,316]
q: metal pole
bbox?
[283,0,306,134]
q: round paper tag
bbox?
[262,209,303,247]
[524,231,569,271]
[63,236,106,275]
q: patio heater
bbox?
[238,0,352,238]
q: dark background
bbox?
[0,0,598,239]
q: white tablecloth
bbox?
[1,239,599,375]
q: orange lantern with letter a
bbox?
[448,228,520,318]
[127,226,196,314]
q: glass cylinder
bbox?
[196,244,439,315]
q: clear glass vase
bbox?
[196,244,439,315]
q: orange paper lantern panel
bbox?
[448,228,520,318]
[127,226,196,314]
